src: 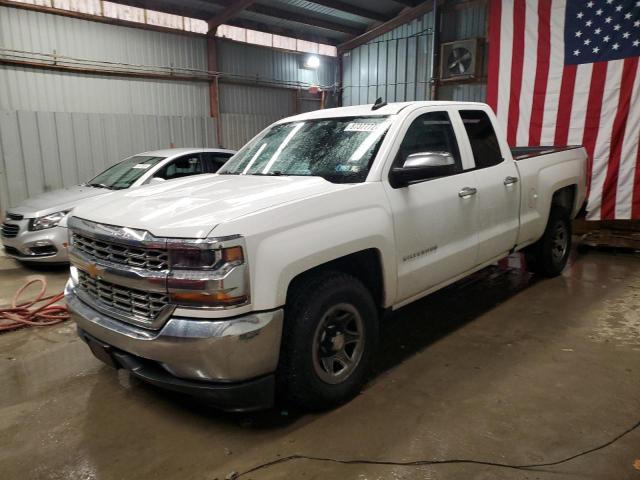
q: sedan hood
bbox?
[9,184,109,218]
[71,174,351,238]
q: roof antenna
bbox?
[371,97,387,110]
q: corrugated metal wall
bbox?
[219,83,294,149]
[342,12,435,106]
[0,110,216,211]
[0,5,210,116]
[341,1,489,105]
[218,39,337,89]
[217,40,336,149]
[0,5,336,211]
[0,5,216,211]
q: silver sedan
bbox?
[1,147,235,264]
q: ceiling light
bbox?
[304,55,320,69]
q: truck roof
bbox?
[280,101,488,123]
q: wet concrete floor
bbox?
[1,250,639,479]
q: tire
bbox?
[525,206,572,277]
[278,271,379,410]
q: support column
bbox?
[206,34,223,147]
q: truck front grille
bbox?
[72,233,169,270]
[1,223,19,238]
[77,270,169,322]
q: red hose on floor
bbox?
[0,278,69,332]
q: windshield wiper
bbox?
[87,183,114,189]
[252,171,283,176]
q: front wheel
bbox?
[525,207,572,277]
[278,271,379,410]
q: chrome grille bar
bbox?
[72,232,169,270]
[77,270,170,326]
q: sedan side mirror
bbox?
[389,151,457,188]
[148,177,166,186]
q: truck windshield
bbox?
[86,156,166,190]
[219,116,392,183]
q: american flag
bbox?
[486,0,640,220]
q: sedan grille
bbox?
[77,270,169,322]
[1,223,19,238]
[72,233,169,270]
[6,213,24,221]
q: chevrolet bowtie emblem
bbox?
[86,262,103,279]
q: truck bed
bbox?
[511,145,583,160]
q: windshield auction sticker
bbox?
[345,123,380,132]
[132,164,152,169]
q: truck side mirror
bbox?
[389,151,457,188]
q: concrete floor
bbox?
[1,249,640,480]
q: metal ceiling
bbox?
[110,0,426,45]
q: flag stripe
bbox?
[496,0,514,129]
[540,0,566,144]
[615,61,640,219]
[567,62,592,145]
[553,64,576,145]
[601,57,639,220]
[528,0,552,146]
[516,0,539,146]
[632,142,640,219]
[582,61,608,200]
[486,0,502,113]
[506,0,527,145]
[587,61,624,220]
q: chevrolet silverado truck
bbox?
[65,101,587,411]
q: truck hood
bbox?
[8,184,109,218]
[71,174,351,238]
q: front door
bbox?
[383,110,479,304]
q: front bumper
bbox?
[78,330,276,412]
[1,221,69,263]
[66,286,284,410]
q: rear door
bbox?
[456,109,520,262]
[383,108,479,303]
[202,152,234,173]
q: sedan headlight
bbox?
[167,237,249,308]
[30,211,70,231]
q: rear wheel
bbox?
[525,207,571,277]
[278,271,378,410]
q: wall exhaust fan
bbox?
[440,38,482,82]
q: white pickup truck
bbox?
[65,101,587,411]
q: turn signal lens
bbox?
[169,291,247,307]
[222,246,244,264]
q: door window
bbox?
[202,152,233,173]
[396,111,462,173]
[459,110,503,169]
[155,154,203,180]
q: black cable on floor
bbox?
[232,418,640,478]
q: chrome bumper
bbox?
[1,222,69,263]
[66,283,283,382]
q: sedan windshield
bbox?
[87,156,165,190]
[219,116,391,183]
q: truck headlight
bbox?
[167,238,248,308]
[30,210,70,231]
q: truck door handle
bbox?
[458,187,477,198]
[504,176,519,186]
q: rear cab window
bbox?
[459,110,503,169]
